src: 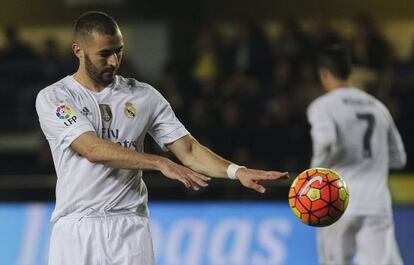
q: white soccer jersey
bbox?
[307,87,406,216]
[36,75,189,222]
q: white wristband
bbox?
[227,164,246,179]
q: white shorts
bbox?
[317,214,403,265]
[48,211,154,265]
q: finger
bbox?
[279,172,290,178]
[262,171,289,180]
[189,182,202,191]
[179,174,203,191]
[197,173,211,181]
[194,172,211,182]
[248,182,266,193]
[183,176,201,190]
[179,177,192,189]
[188,178,203,191]
[188,173,209,187]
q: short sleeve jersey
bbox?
[36,75,189,221]
[307,87,406,215]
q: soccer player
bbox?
[307,45,406,265]
[35,11,289,265]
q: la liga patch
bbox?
[56,102,74,120]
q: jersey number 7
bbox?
[356,113,375,158]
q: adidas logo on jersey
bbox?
[81,107,91,116]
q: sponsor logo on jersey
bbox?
[56,102,77,126]
[102,127,119,139]
[99,104,113,122]
[117,140,138,149]
[102,127,137,149]
[124,102,137,119]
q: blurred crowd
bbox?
[163,15,414,173]
[1,15,413,176]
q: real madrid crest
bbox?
[99,104,113,122]
[124,102,137,119]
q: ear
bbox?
[72,42,83,59]
[319,68,330,81]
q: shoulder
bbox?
[36,76,74,106]
[354,88,390,113]
[117,76,161,94]
[307,92,331,113]
[116,75,167,101]
[365,91,387,110]
[365,92,394,121]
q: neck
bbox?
[73,68,106,92]
[326,80,349,92]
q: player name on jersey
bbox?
[342,97,374,106]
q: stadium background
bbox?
[0,0,413,264]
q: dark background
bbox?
[0,0,413,202]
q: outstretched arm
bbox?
[167,135,289,193]
[71,131,210,190]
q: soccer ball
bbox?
[288,168,349,227]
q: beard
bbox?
[84,54,118,86]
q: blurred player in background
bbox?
[35,11,288,265]
[307,45,406,265]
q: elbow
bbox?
[180,140,200,168]
[85,154,100,163]
[400,155,407,169]
[390,154,407,170]
[391,159,407,170]
[70,132,108,164]
[390,152,407,169]
[180,151,196,169]
[390,162,405,170]
[82,145,102,163]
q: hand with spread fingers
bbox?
[160,159,211,191]
[167,135,289,194]
[236,168,289,193]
